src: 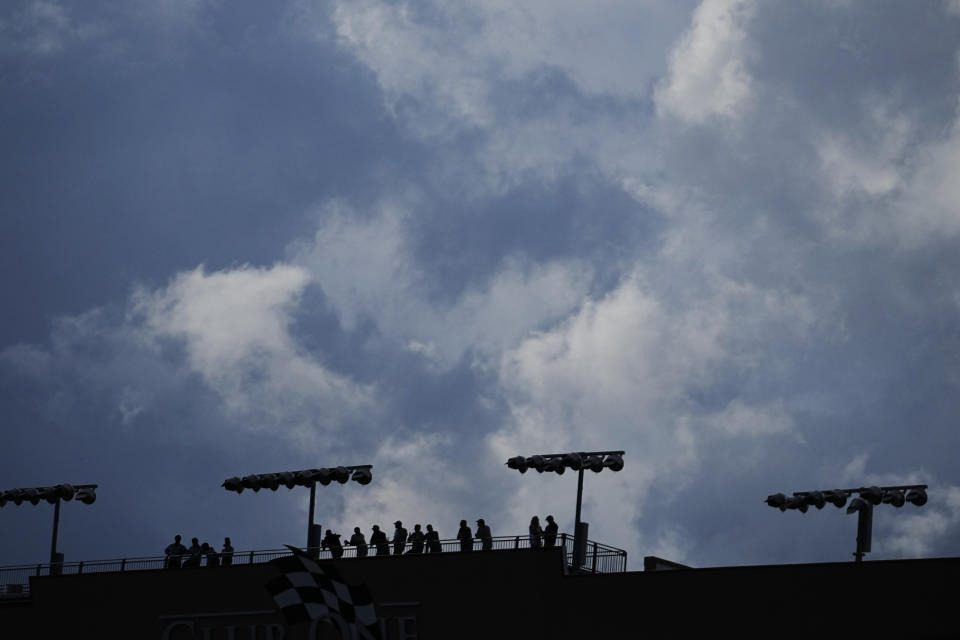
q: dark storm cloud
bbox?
[3,0,960,570]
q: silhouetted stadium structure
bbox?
[2,471,958,637]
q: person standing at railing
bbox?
[392,521,408,555]
[202,543,220,567]
[457,519,472,552]
[164,535,186,569]
[183,538,203,569]
[543,515,558,548]
[407,524,425,554]
[425,524,441,553]
[350,527,368,557]
[371,525,389,556]
[221,538,234,566]
[322,529,344,559]
[529,516,543,549]
[476,519,492,551]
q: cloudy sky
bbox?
[2,0,960,570]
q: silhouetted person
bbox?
[165,535,186,569]
[350,527,368,557]
[476,518,492,550]
[543,515,558,548]
[392,521,408,555]
[407,524,425,554]
[371,525,389,556]
[322,529,344,559]
[425,524,441,553]
[183,537,203,568]
[202,542,219,567]
[457,519,473,552]
[529,516,543,549]
[221,537,234,566]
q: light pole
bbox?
[766,484,928,562]
[0,484,98,570]
[506,450,624,567]
[223,466,373,552]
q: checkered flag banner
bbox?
[266,545,381,639]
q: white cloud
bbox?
[336,432,482,537]
[655,0,756,124]
[878,486,960,558]
[812,95,960,247]
[834,457,960,558]
[293,201,593,368]
[131,263,375,442]
[896,100,960,243]
[325,0,692,192]
[330,0,686,123]
[817,103,911,201]
[489,269,810,553]
[705,398,796,438]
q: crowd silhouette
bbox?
[164,535,234,569]
[164,515,561,567]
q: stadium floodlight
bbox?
[906,488,927,506]
[803,491,826,510]
[0,483,97,568]
[603,454,625,472]
[294,470,314,486]
[585,455,605,473]
[74,487,97,505]
[544,457,565,474]
[765,493,787,510]
[823,490,847,509]
[505,449,625,568]
[259,474,280,491]
[860,486,883,506]
[241,475,262,492]
[783,496,808,513]
[222,477,243,493]
[278,471,296,489]
[766,483,929,562]
[223,465,373,550]
[527,455,547,473]
[311,468,333,486]
[882,489,905,507]
[351,468,372,485]
[507,456,529,473]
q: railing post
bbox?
[514,536,519,549]
[592,542,598,573]
[120,558,126,572]
[249,551,255,565]
[77,562,84,575]
[35,564,41,577]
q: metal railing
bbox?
[0,533,626,597]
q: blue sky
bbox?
[2,0,960,569]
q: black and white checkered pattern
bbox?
[266,545,380,638]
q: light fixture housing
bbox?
[603,454,624,472]
[803,492,826,510]
[507,456,529,473]
[905,488,927,506]
[882,489,905,507]
[351,468,372,485]
[860,486,883,505]
[765,493,787,510]
[823,490,848,509]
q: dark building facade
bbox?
[2,548,959,638]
